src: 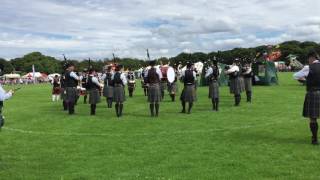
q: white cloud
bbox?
[0,0,320,59]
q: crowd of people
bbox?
[53,58,254,118]
[1,51,320,146]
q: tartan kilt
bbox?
[180,85,197,103]
[230,77,244,94]
[113,85,126,103]
[168,82,178,94]
[244,77,252,92]
[65,87,77,103]
[103,86,113,98]
[52,87,61,95]
[303,91,320,118]
[161,81,167,92]
[209,81,219,99]
[89,89,101,104]
[148,83,162,103]
[128,82,135,91]
[141,81,148,89]
[60,88,67,100]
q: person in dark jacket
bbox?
[180,62,197,114]
[112,65,127,118]
[297,51,320,145]
[145,60,162,117]
[87,69,102,115]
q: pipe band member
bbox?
[242,61,253,103]
[205,60,220,111]
[64,63,79,115]
[0,64,14,129]
[180,62,197,114]
[168,65,179,102]
[87,69,102,115]
[102,66,114,108]
[225,58,244,106]
[145,60,162,117]
[127,68,136,97]
[81,69,89,104]
[296,51,320,145]
[141,66,149,96]
[52,75,61,102]
[112,65,127,118]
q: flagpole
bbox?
[32,64,36,84]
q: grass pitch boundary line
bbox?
[2,121,294,137]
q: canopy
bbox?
[23,72,48,79]
[4,74,21,79]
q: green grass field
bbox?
[0,72,319,179]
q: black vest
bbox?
[53,79,60,88]
[104,72,113,86]
[147,68,160,84]
[87,76,100,90]
[307,63,320,91]
[127,72,135,81]
[184,70,195,85]
[209,66,219,81]
[113,72,123,85]
[65,72,78,87]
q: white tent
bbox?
[4,74,21,79]
[23,72,47,78]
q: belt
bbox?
[185,83,194,86]
[114,84,123,87]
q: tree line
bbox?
[1,40,320,74]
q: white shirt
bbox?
[144,67,163,80]
[112,72,128,85]
[0,84,12,101]
[101,72,113,80]
[90,75,101,87]
[294,60,320,80]
[181,69,197,80]
[205,67,214,78]
[225,65,239,74]
[70,72,80,81]
[242,67,252,75]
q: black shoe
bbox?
[180,110,186,113]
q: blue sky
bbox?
[0,0,320,60]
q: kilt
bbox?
[161,81,167,92]
[303,91,320,118]
[168,82,178,94]
[180,85,197,103]
[128,82,135,91]
[60,88,67,100]
[113,85,126,103]
[230,77,245,95]
[52,87,61,95]
[65,87,77,103]
[148,83,161,103]
[209,81,219,99]
[244,77,252,92]
[103,86,114,98]
[89,89,101,104]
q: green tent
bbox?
[252,60,278,85]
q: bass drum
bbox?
[167,67,176,83]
